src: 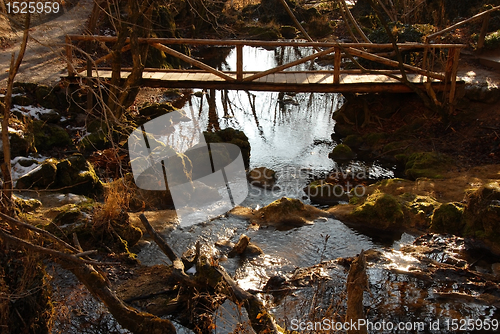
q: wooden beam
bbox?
[427,5,500,40]
[66,35,465,49]
[243,47,336,82]
[477,12,491,51]
[346,47,446,80]
[150,42,236,82]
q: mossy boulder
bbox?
[32,120,72,151]
[402,194,439,229]
[248,167,276,189]
[138,102,179,119]
[78,120,108,151]
[55,154,104,197]
[403,152,453,180]
[203,128,251,169]
[343,134,364,149]
[13,195,42,213]
[329,144,356,161]
[16,159,58,190]
[252,197,328,227]
[431,202,465,234]
[350,192,404,230]
[9,131,32,157]
[464,183,500,244]
[35,85,59,109]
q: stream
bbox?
[52,45,500,333]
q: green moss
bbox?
[363,132,385,146]
[343,134,364,149]
[329,144,356,160]
[463,183,500,244]
[351,193,404,230]
[404,152,453,180]
[431,202,464,234]
[32,121,72,151]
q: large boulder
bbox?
[464,183,500,245]
[350,193,404,230]
[16,159,58,190]
[203,128,251,169]
[16,154,103,197]
[55,154,104,196]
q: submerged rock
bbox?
[248,167,276,189]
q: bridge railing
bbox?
[65,35,465,94]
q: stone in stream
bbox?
[248,167,276,189]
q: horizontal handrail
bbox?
[66,34,466,50]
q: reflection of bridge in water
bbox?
[65,35,464,102]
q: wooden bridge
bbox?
[65,35,465,101]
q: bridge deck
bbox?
[84,70,462,93]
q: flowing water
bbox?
[53,46,499,333]
[138,45,499,333]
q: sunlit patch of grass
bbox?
[484,30,500,50]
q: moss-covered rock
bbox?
[401,194,439,229]
[35,85,59,109]
[329,144,357,161]
[431,202,465,234]
[350,192,404,230]
[464,183,500,244]
[32,120,72,151]
[203,128,251,169]
[13,195,42,213]
[403,152,453,180]
[252,197,328,227]
[16,159,58,190]
[343,134,364,149]
[55,154,104,197]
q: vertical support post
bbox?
[236,44,243,81]
[444,47,456,83]
[66,35,74,77]
[448,47,461,114]
[477,12,491,52]
[334,47,341,84]
[86,40,93,115]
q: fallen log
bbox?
[345,250,369,334]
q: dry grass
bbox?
[93,180,131,230]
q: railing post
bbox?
[66,35,74,77]
[334,47,341,84]
[236,44,243,81]
[477,12,491,52]
[448,47,461,113]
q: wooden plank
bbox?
[295,72,309,84]
[151,43,235,82]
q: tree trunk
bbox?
[1,13,30,214]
